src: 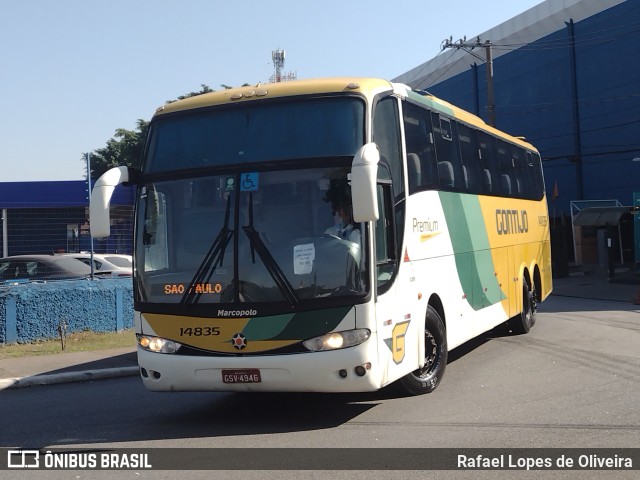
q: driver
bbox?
[325,200,361,244]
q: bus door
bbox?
[373,179,420,385]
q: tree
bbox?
[171,84,214,102]
[87,119,149,180]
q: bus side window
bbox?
[402,101,437,194]
[529,151,545,200]
[375,178,396,291]
[457,123,481,193]
[478,132,498,195]
[496,140,513,196]
[517,149,542,200]
[511,146,529,198]
[374,95,406,257]
[432,113,462,191]
[373,97,404,200]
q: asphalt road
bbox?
[1,295,638,479]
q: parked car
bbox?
[59,253,132,277]
[0,254,93,282]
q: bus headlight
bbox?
[302,329,370,352]
[137,334,181,354]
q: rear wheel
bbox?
[398,305,447,395]
[529,284,538,327]
[508,278,534,334]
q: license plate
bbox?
[222,369,262,384]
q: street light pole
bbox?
[86,152,95,280]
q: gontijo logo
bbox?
[496,209,528,235]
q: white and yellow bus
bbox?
[91,78,552,395]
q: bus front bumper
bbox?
[136,337,382,393]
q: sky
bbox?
[0,0,545,182]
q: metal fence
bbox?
[0,205,133,281]
[1,205,133,257]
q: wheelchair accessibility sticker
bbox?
[240,173,259,191]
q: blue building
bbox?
[395,0,640,269]
[0,181,134,257]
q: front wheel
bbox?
[398,305,447,395]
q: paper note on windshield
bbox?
[293,243,315,275]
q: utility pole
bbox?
[441,37,496,127]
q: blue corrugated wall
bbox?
[427,0,640,217]
[0,279,133,344]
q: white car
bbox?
[60,253,132,277]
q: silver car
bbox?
[0,255,92,282]
[59,253,132,277]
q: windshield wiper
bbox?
[180,195,233,306]
[243,192,299,307]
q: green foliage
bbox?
[87,119,150,179]
[171,83,214,102]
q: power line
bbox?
[440,36,495,126]
[532,117,640,143]
[415,10,640,89]
[542,146,640,164]
[411,49,459,89]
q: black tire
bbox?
[398,305,447,395]
[509,278,534,334]
[529,285,537,327]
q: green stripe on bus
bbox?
[271,306,352,340]
[242,313,294,340]
[439,192,505,310]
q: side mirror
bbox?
[351,143,380,222]
[90,166,131,238]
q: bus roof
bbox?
[154,77,394,117]
[154,76,537,152]
[404,89,537,151]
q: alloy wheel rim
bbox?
[414,329,438,379]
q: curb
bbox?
[0,366,139,391]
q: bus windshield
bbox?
[145,97,365,173]
[135,167,369,309]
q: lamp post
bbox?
[86,153,95,280]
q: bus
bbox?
[90,78,552,395]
